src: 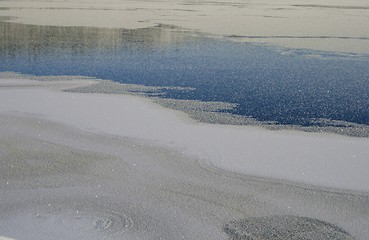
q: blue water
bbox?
[1,21,368,126]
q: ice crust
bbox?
[1,76,368,193]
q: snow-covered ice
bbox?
[1,76,368,193]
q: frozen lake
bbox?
[1,1,369,239]
[1,20,369,130]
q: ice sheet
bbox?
[0,0,369,53]
[1,77,368,193]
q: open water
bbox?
[1,20,368,127]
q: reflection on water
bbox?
[1,21,369,127]
[0,19,184,56]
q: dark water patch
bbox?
[223,216,354,240]
[63,79,369,137]
[1,20,369,128]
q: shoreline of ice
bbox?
[1,73,368,194]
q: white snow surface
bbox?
[1,78,369,193]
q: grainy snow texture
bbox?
[0,76,368,240]
[1,76,368,193]
[1,0,369,239]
